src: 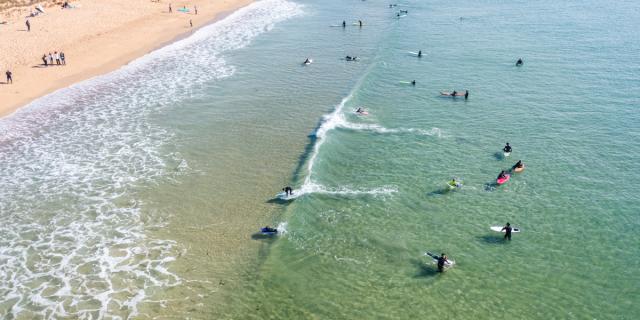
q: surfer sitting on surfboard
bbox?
[437,253,449,272]
[282,186,293,196]
[503,143,512,154]
[501,223,513,241]
[497,171,508,180]
[513,160,524,169]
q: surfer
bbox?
[451,90,458,97]
[449,178,460,188]
[437,253,448,272]
[464,90,469,100]
[418,50,422,58]
[342,20,346,28]
[356,107,364,114]
[283,186,293,196]
[501,223,512,241]
[400,10,408,14]
[497,170,508,180]
[516,58,523,66]
[411,80,416,86]
[304,58,311,64]
[262,226,278,233]
[503,143,512,153]
[514,160,523,169]
[358,20,363,27]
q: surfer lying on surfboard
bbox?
[440,90,469,99]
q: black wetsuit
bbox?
[284,187,293,195]
[464,91,469,100]
[502,226,512,240]
[437,257,446,272]
[503,145,512,153]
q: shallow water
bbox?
[0,0,638,318]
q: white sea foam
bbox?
[0,0,303,318]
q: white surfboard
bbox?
[490,226,521,233]
[503,152,511,157]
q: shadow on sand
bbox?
[251,232,279,241]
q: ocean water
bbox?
[0,0,638,319]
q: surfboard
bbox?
[503,152,511,157]
[514,165,524,172]
[303,59,313,65]
[440,91,465,97]
[355,109,369,116]
[330,25,344,27]
[490,226,521,233]
[496,174,511,185]
[408,51,421,56]
[400,81,413,84]
[424,252,455,267]
[447,181,462,189]
[277,192,297,200]
[260,227,278,235]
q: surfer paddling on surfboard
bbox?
[501,223,513,241]
[513,160,525,172]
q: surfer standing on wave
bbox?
[283,186,293,196]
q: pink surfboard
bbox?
[496,174,511,185]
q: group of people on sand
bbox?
[41,51,66,66]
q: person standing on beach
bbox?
[25,19,30,31]
[5,70,12,84]
[42,54,47,66]
[189,19,193,27]
[194,6,198,15]
[48,52,53,65]
[60,52,66,65]
[169,3,172,13]
[55,51,61,65]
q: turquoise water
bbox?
[0,0,638,318]
[219,0,640,318]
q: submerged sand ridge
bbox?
[0,0,252,117]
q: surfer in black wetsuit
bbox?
[358,20,363,27]
[464,90,469,100]
[514,160,523,169]
[304,58,311,64]
[503,143,512,153]
[411,80,416,86]
[263,226,278,233]
[418,50,422,58]
[342,20,346,28]
[516,58,523,66]
[451,90,458,97]
[501,223,512,241]
[498,170,507,180]
[283,186,293,196]
[437,253,448,272]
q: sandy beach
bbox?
[0,0,252,117]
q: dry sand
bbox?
[0,0,252,117]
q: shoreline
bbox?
[0,0,253,118]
